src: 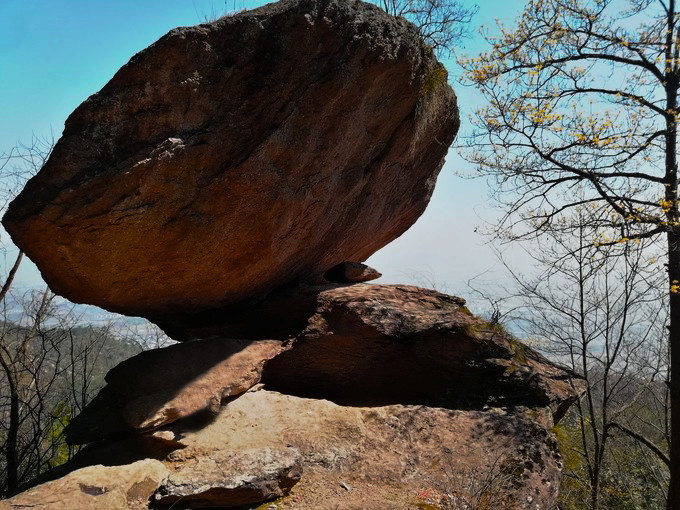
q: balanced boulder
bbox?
[2,0,458,317]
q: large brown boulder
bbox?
[2,0,459,317]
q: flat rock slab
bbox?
[151,447,302,508]
[0,460,169,510]
[3,0,459,317]
[65,338,283,444]
[21,390,565,509]
[165,390,565,509]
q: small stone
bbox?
[151,431,175,442]
[324,262,382,283]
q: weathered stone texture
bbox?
[64,338,283,444]
[0,460,168,510]
[3,0,458,317]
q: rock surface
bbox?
[13,390,566,509]
[163,389,564,509]
[64,338,283,444]
[151,447,302,508]
[65,285,581,446]
[0,460,168,510]
[323,261,382,283]
[262,284,581,423]
[3,0,458,317]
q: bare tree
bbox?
[437,450,520,509]
[0,287,141,496]
[461,1,680,506]
[498,212,668,509]
[371,0,478,56]
[195,0,248,23]
[0,138,144,497]
[197,1,477,57]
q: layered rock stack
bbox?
[1,1,584,509]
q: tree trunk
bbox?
[668,230,680,510]
[590,474,599,510]
[665,8,678,502]
[0,354,19,497]
[5,386,19,496]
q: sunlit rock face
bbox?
[2,0,458,317]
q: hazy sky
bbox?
[0,0,526,311]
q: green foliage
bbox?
[555,408,669,510]
[422,63,448,96]
[553,419,590,510]
[459,306,473,317]
[413,502,440,510]
[470,317,515,340]
[46,402,71,469]
[505,337,527,364]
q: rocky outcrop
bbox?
[151,447,302,508]
[65,284,581,447]
[22,284,583,509]
[64,338,284,444]
[2,0,458,317]
[6,389,568,510]
[3,284,584,509]
[0,460,168,510]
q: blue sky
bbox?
[1,0,526,308]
